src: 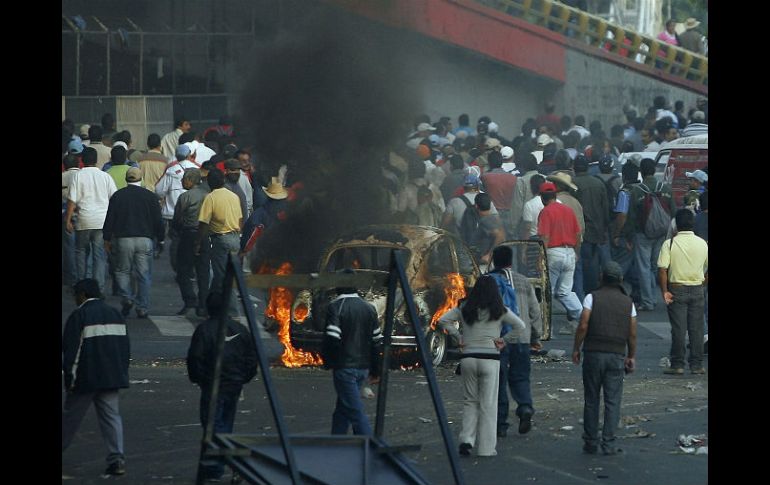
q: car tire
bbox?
[426,328,447,367]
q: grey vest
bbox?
[584,285,632,355]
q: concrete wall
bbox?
[561,50,702,131]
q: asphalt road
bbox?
[62,250,708,484]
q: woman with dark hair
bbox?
[438,275,525,457]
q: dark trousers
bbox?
[667,285,706,369]
[199,386,241,479]
[581,351,625,452]
[175,230,211,310]
[497,343,534,432]
[581,241,611,296]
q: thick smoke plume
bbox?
[237,3,420,272]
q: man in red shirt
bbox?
[537,182,584,334]
[481,151,517,239]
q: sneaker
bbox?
[136,310,149,319]
[582,443,598,454]
[663,367,684,375]
[458,443,472,456]
[121,301,134,317]
[104,460,126,476]
[691,367,706,375]
[518,414,533,434]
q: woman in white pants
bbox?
[439,275,525,457]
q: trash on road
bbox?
[684,382,703,391]
[418,417,432,423]
[361,386,375,399]
[557,388,576,392]
[675,434,708,454]
[130,379,152,384]
[620,428,655,438]
[560,426,574,431]
[546,349,566,359]
[659,357,671,367]
[546,393,560,400]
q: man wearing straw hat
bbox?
[678,18,706,55]
[239,176,289,257]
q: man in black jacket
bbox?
[322,270,383,435]
[103,167,165,318]
[187,292,258,481]
[62,279,131,477]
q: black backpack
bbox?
[456,195,480,246]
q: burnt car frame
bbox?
[281,225,481,366]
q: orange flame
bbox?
[263,262,324,368]
[430,273,466,330]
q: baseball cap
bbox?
[685,169,708,183]
[224,158,241,170]
[602,261,623,280]
[501,146,514,160]
[598,155,615,172]
[68,138,84,154]
[176,144,191,159]
[463,174,480,186]
[417,122,435,132]
[539,181,557,193]
[537,134,554,146]
[125,167,142,183]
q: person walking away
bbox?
[65,146,118,293]
[438,276,525,457]
[657,209,708,375]
[536,181,584,334]
[489,246,542,438]
[102,167,165,319]
[62,154,81,286]
[172,168,211,317]
[573,155,610,295]
[133,133,168,191]
[572,262,637,455]
[321,269,384,436]
[62,279,130,476]
[187,291,258,482]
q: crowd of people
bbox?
[61,93,708,472]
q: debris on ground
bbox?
[684,382,703,391]
[675,434,708,454]
[560,426,574,431]
[546,393,560,400]
[418,417,432,423]
[619,428,655,438]
[129,379,152,384]
[659,357,671,368]
[621,415,652,428]
[557,388,576,392]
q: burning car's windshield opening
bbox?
[325,246,410,272]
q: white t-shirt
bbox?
[68,167,118,230]
[521,196,545,236]
[583,293,637,317]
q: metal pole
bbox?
[393,251,465,485]
[75,32,80,96]
[374,253,398,437]
[231,254,303,485]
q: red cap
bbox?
[539,181,557,193]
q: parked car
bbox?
[487,239,553,340]
[279,225,481,366]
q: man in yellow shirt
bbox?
[657,209,708,375]
[196,168,242,293]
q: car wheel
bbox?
[425,328,446,366]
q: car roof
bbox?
[660,133,708,149]
[327,224,447,256]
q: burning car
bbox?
[272,225,481,366]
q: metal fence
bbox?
[486,0,708,86]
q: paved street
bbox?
[62,251,708,484]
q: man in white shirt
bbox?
[161,118,191,162]
[156,144,200,272]
[65,146,118,292]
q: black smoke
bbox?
[237,2,420,272]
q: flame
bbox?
[263,262,324,368]
[294,303,309,322]
[430,273,466,330]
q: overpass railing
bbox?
[484,0,707,86]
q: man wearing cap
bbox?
[657,209,707,375]
[103,167,165,319]
[196,168,243,294]
[240,177,289,258]
[683,170,707,212]
[68,138,85,158]
[441,173,498,234]
[66,146,118,292]
[537,181,584,333]
[101,141,139,173]
[161,118,192,162]
[481,151,518,239]
[79,124,91,146]
[681,111,708,137]
[172,169,211,317]
[572,261,637,455]
[573,155,611,296]
[548,171,586,305]
[406,122,435,150]
[156,144,200,271]
[678,18,706,55]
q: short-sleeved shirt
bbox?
[521,196,545,236]
[657,231,708,285]
[68,167,118,230]
[614,189,630,213]
[537,201,580,248]
[198,188,243,234]
[107,165,130,190]
[445,192,498,229]
[583,293,637,317]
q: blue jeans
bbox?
[546,247,583,321]
[633,233,664,308]
[580,241,611,296]
[497,343,534,432]
[581,351,625,452]
[75,229,107,292]
[331,368,372,436]
[112,237,154,313]
[199,386,241,479]
[210,232,241,293]
[62,215,77,285]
